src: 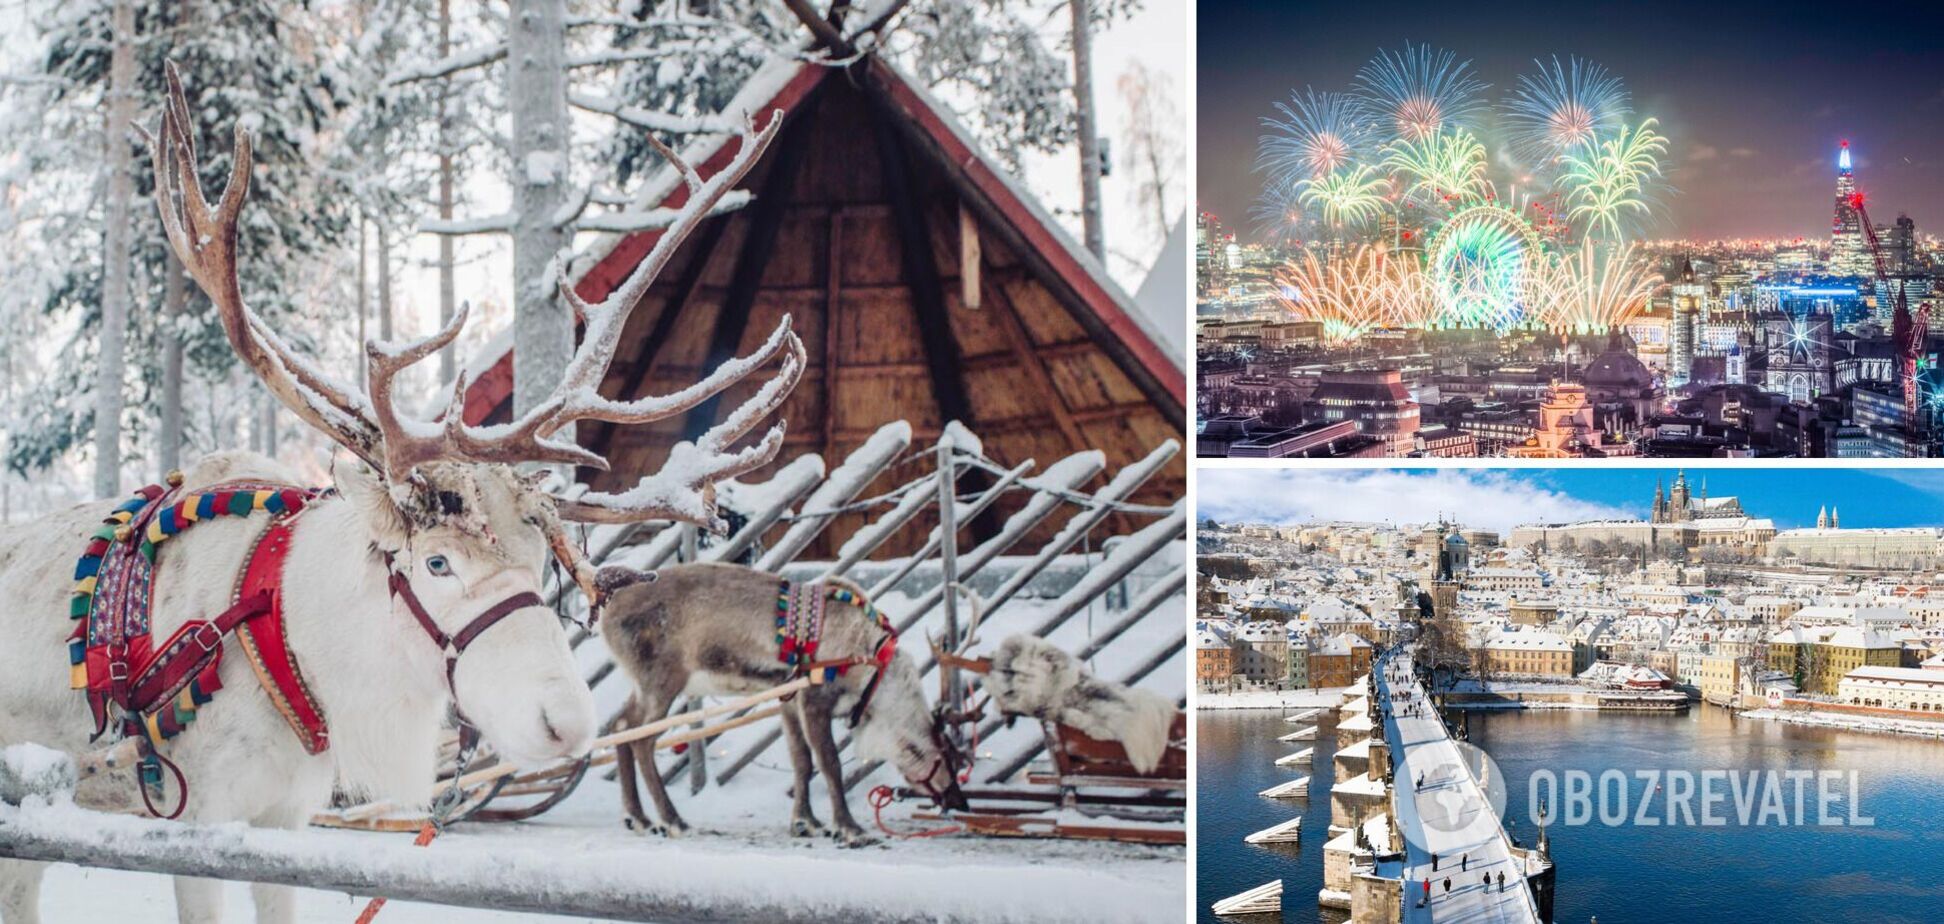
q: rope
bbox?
[866,785,962,839]
[352,823,439,924]
[766,442,1173,523]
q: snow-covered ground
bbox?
[17,553,1186,922]
[1741,707,1944,741]
[1195,688,1346,710]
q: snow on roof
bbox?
[1843,666,1944,686]
[1132,216,1186,363]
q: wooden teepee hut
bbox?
[460,52,1184,555]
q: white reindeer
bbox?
[0,65,801,924]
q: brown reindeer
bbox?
[602,562,968,846]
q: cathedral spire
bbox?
[1817,506,1828,529]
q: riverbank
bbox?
[1443,685,1689,713]
[1741,707,1944,740]
[1196,688,1349,710]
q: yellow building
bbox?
[1768,626,1902,695]
[1482,630,1575,678]
[1696,654,1742,706]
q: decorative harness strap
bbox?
[774,579,898,725]
[67,479,327,816]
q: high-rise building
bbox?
[1832,141,1870,277]
[1671,257,1701,386]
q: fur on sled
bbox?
[983,635,1176,773]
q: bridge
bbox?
[1377,646,1548,924]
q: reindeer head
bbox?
[853,654,971,811]
[142,64,802,770]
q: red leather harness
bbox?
[71,480,543,818]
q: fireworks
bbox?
[1561,118,1668,243]
[1354,42,1489,143]
[1383,128,1489,210]
[1274,245,1434,342]
[1250,44,1673,337]
[1249,183,1308,247]
[1426,206,1537,331]
[1258,89,1373,186]
[1525,242,1659,335]
[1297,164,1390,230]
[1503,56,1631,171]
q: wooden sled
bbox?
[315,681,800,831]
[910,652,1186,845]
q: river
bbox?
[1197,702,1944,924]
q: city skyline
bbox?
[1199,467,1944,534]
[1200,0,1944,242]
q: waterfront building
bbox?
[1480,628,1575,678]
[1308,632,1372,688]
[1234,621,1290,684]
[1837,665,1944,712]
[1286,627,1312,689]
[1767,625,1903,694]
[1695,653,1741,704]
[1196,629,1235,691]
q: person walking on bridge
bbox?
[1497,870,1506,892]
[1431,851,1439,871]
[1420,878,1430,907]
[1461,853,1468,872]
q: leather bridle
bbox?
[381,551,542,712]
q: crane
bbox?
[1849,191,1929,433]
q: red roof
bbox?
[462,58,1182,426]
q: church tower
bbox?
[1817,506,1829,529]
[1669,470,1691,522]
[1832,507,1839,529]
[1652,479,1667,524]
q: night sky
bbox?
[1199,0,1944,242]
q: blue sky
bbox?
[1198,468,1944,534]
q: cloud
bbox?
[1689,144,1719,162]
[1197,469,1634,535]
[1729,147,1756,158]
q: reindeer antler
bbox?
[142,62,803,530]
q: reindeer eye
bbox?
[425,555,454,576]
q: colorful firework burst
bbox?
[1274,245,1433,342]
[1561,118,1668,242]
[1258,88,1375,186]
[1383,128,1490,211]
[1525,242,1659,335]
[1297,164,1390,230]
[1249,183,1309,247]
[1503,56,1631,171]
[1354,42,1489,143]
[1426,205,1538,331]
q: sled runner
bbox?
[900,651,1185,845]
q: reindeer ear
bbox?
[334,457,409,553]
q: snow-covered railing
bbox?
[551,419,1184,799]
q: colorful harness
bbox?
[67,477,327,815]
[774,579,898,724]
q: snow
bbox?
[756,421,910,571]
[0,743,75,805]
[7,799,1180,924]
[524,151,565,187]
[1742,708,1944,740]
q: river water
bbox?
[1197,703,1944,924]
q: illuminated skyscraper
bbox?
[1671,257,1700,386]
[1832,141,1869,276]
